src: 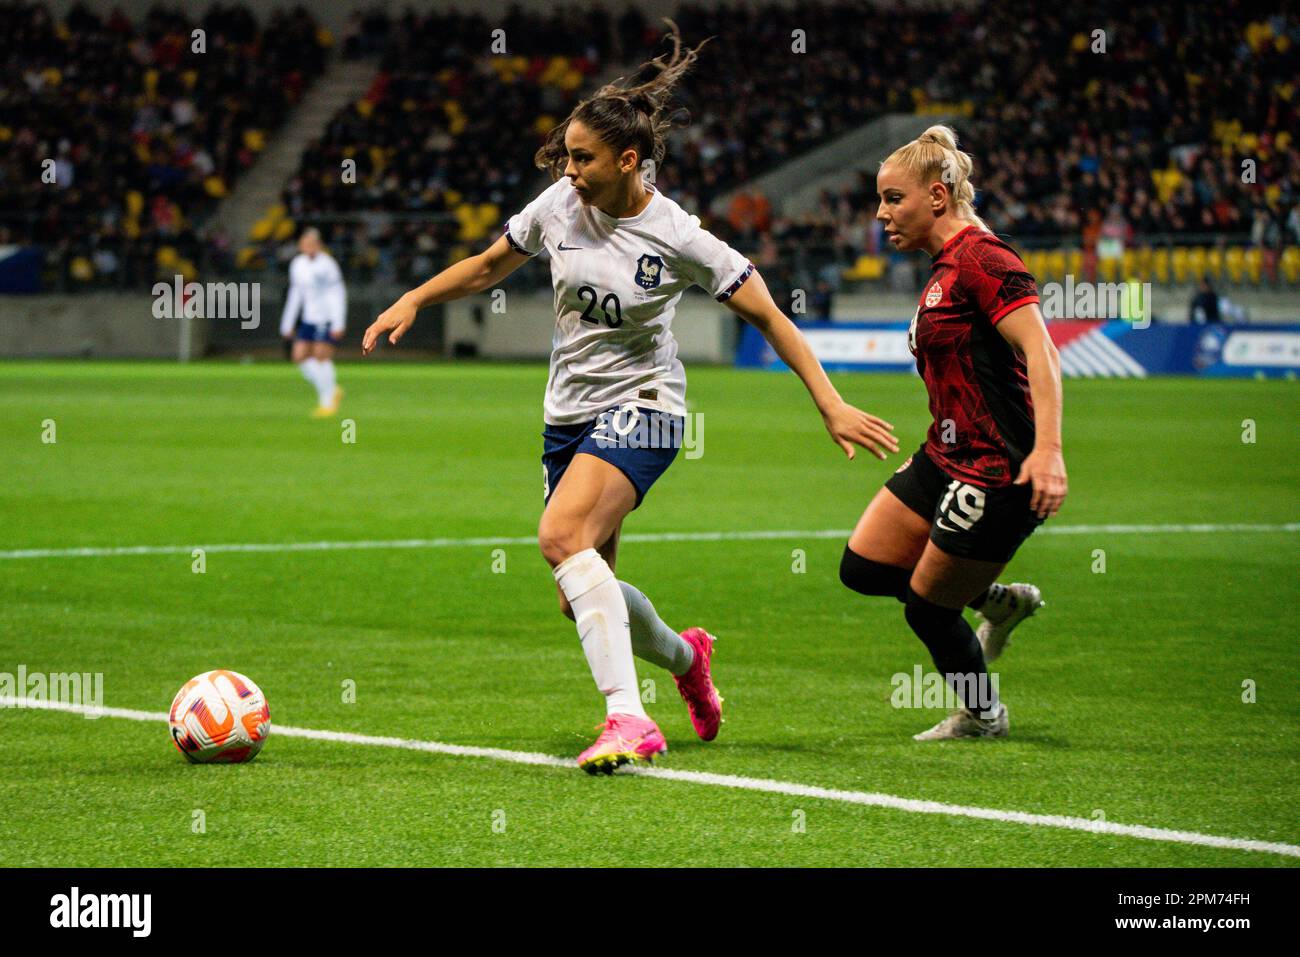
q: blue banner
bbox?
[737,321,1300,379]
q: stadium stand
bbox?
[0,1,329,289]
[5,0,1297,299]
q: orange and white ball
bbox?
[169,670,271,763]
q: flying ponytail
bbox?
[534,20,710,180]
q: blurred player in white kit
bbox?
[280,227,346,417]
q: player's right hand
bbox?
[822,399,899,461]
[363,296,417,355]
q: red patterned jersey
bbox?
[907,225,1040,487]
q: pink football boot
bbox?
[674,628,723,741]
[577,713,667,775]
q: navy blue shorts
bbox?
[296,322,333,343]
[542,405,683,510]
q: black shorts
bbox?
[884,445,1043,563]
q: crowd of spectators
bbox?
[696,1,1299,293]
[264,7,603,285]
[7,0,1297,292]
[0,1,328,287]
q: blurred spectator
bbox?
[1189,277,1221,324]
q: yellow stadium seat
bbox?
[70,256,94,282]
[235,247,260,269]
[156,247,178,269]
[1281,247,1300,283]
[126,190,144,218]
[1171,247,1190,284]
[1186,246,1207,281]
[1131,246,1152,281]
[1065,249,1083,280]
[843,255,886,281]
[454,204,477,242]
[250,219,273,241]
[1022,250,1045,279]
[1224,248,1245,283]
[1097,255,1119,282]
[1152,248,1170,284]
[1045,250,1066,279]
[272,218,296,242]
[1121,250,1138,278]
[1244,248,1262,283]
[1204,247,1224,281]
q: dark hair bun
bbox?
[627,92,654,115]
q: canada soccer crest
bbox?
[635,254,664,290]
[924,280,944,308]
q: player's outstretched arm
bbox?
[362,235,532,355]
[996,303,1067,518]
[723,269,899,461]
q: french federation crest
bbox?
[635,254,664,290]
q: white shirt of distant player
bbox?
[279,251,347,336]
[506,177,753,425]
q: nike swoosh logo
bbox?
[558,242,583,250]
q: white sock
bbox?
[619,581,695,676]
[553,549,645,717]
[298,357,320,393]
[314,358,335,403]
[316,358,337,405]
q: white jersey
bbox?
[279,251,347,336]
[505,178,753,425]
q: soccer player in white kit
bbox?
[363,27,898,773]
[280,228,346,417]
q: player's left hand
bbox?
[1014,445,1067,519]
[822,400,899,461]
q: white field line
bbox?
[1,522,1297,561]
[5,696,1298,860]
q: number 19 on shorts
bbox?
[938,480,986,530]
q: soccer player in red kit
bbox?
[840,126,1068,740]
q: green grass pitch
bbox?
[0,359,1296,867]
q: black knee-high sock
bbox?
[839,546,910,602]
[841,545,1002,612]
[903,587,1000,717]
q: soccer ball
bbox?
[169,670,271,764]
